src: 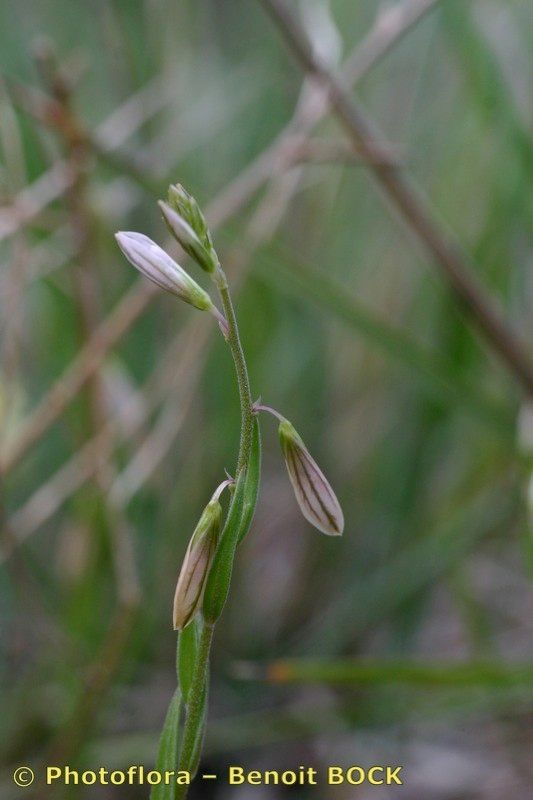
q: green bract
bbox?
[163,184,218,273]
[168,184,212,249]
[159,200,218,274]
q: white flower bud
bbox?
[115,231,214,311]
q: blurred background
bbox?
[1,0,532,797]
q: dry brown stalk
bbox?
[259,0,533,395]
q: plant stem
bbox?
[175,623,214,795]
[175,266,254,798]
[214,267,254,473]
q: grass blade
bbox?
[150,689,182,800]
[177,621,200,703]
[247,658,533,688]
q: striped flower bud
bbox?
[173,493,223,631]
[278,419,344,536]
[115,231,213,311]
[158,200,218,274]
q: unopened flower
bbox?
[173,486,227,631]
[161,183,218,273]
[159,200,218,274]
[278,418,344,536]
[167,183,211,246]
[115,231,213,310]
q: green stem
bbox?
[175,266,254,799]
[175,623,214,796]
[214,267,254,474]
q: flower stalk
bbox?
[116,184,343,799]
[174,268,254,792]
[213,267,254,473]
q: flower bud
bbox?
[115,231,213,311]
[173,496,222,630]
[278,419,344,536]
[167,184,211,247]
[158,201,218,274]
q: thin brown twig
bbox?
[45,56,143,615]
[0,280,155,472]
[29,49,142,767]
[259,0,533,395]
[288,137,402,166]
[0,75,170,241]
[1,318,207,562]
[206,0,442,229]
[108,325,207,507]
[37,42,142,604]
[0,83,30,394]
[342,0,443,85]
[0,159,73,240]
[6,74,158,193]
